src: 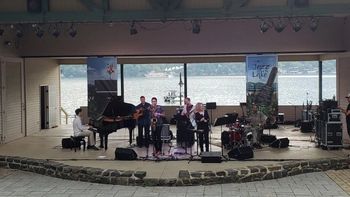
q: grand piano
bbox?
[91,97,136,150]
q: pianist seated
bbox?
[73,108,99,150]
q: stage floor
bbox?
[0,124,349,179]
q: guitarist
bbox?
[135,96,151,148]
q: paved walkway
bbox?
[0,168,349,197]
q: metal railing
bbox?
[61,107,69,124]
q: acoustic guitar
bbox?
[133,108,144,120]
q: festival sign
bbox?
[246,55,278,118]
[87,57,118,119]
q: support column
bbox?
[318,60,322,103]
[120,64,124,101]
[184,63,187,99]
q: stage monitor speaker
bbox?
[228,146,253,160]
[115,148,137,160]
[27,0,42,12]
[270,138,289,148]
[261,134,277,144]
[206,102,216,110]
[201,151,222,163]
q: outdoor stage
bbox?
[0,124,349,180]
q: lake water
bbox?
[61,75,336,117]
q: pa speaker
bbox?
[27,0,42,12]
[270,138,289,148]
[206,102,216,110]
[115,148,137,160]
[228,146,253,160]
[201,151,222,163]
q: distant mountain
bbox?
[60,60,336,78]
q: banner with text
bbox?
[87,57,118,119]
[246,55,278,119]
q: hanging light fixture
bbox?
[191,20,201,34]
[274,18,287,33]
[51,24,60,38]
[32,24,44,38]
[68,23,77,37]
[290,18,302,32]
[310,17,319,32]
[259,19,271,33]
[129,21,138,35]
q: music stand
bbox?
[206,102,216,151]
[213,116,230,158]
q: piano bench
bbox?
[70,136,86,152]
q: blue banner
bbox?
[246,55,278,118]
[87,57,118,119]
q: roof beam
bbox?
[224,0,250,11]
[79,0,102,12]
[0,3,349,24]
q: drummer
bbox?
[246,103,267,149]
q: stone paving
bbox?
[0,168,349,197]
[326,169,350,195]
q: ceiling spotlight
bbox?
[129,21,138,35]
[290,18,302,32]
[310,17,318,32]
[191,20,201,34]
[16,29,23,38]
[259,20,271,33]
[68,24,77,37]
[34,25,44,38]
[274,18,286,33]
[51,24,60,38]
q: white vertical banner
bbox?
[246,55,278,118]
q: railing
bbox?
[60,107,69,124]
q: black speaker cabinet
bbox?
[261,134,277,144]
[206,102,216,110]
[228,146,253,160]
[201,151,222,163]
[27,0,42,12]
[115,148,137,160]
[301,121,313,133]
[270,138,289,148]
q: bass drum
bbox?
[230,131,241,143]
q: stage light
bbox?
[68,24,77,37]
[191,20,201,34]
[16,29,23,38]
[51,24,60,38]
[33,24,44,38]
[274,18,286,33]
[259,20,271,33]
[310,17,318,32]
[130,21,138,35]
[290,18,302,32]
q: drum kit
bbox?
[220,116,253,150]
